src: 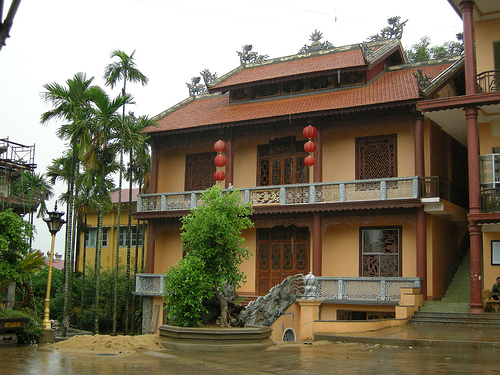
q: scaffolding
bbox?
[0,137,37,213]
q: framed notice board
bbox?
[492,241,500,265]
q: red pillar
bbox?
[466,107,483,312]
[461,1,477,96]
[414,114,427,299]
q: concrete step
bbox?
[412,311,500,325]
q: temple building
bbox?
[134,0,500,339]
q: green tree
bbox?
[0,209,33,294]
[104,50,148,335]
[40,72,94,335]
[84,85,132,334]
[406,33,464,62]
[163,186,253,327]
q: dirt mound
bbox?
[49,333,164,354]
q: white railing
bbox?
[134,273,421,303]
[134,273,164,296]
[137,177,419,213]
[313,276,421,303]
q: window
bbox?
[258,137,308,186]
[85,228,108,248]
[360,227,401,277]
[356,134,397,180]
[119,226,144,247]
[185,152,216,191]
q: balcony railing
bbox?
[134,273,164,296]
[137,177,420,213]
[481,188,500,213]
[134,273,421,304]
[477,70,500,93]
[420,176,468,208]
[314,276,421,303]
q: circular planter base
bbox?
[159,324,274,351]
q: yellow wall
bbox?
[321,220,416,278]
[475,18,500,74]
[153,229,183,274]
[77,205,146,273]
[322,123,414,182]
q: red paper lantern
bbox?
[214,170,225,181]
[304,141,316,153]
[304,155,316,166]
[214,140,227,153]
[302,125,318,140]
[214,154,227,167]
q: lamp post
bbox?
[41,203,65,344]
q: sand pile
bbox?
[49,333,165,354]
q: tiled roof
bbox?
[210,49,366,91]
[110,188,139,203]
[147,63,453,135]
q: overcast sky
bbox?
[0,0,463,255]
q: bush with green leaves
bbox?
[163,186,253,327]
[0,309,43,344]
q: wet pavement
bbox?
[2,322,500,375]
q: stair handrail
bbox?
[443,231,470,295]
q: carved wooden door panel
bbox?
[257,226,309,295]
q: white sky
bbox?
[0,0,463,255]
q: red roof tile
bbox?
[211,49,366,90]
[110,188,139,203]
[148,63,451,134]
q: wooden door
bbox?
[257,226,309,295]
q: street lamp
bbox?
[41,202,65,344]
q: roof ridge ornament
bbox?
[237,44,269,65]
[368,16,408,42]
[414,69,433,96]
[298,30,334,54]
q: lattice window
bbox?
[185,152,216,191]
[361,227,401,277]
[258,137,308,186]
[356,134,397,180]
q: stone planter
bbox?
[159,324,274,351]
[0,317,28,346]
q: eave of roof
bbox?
[145,61,453,135]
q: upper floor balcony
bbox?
[477,70,500,94]
[136,176,468,215]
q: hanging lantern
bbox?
[302,125,318,140]
[214,140,227,153]
[214,170,226,181]
[304,141,316,153]
[214,154,227,167]
[304,155,316,166]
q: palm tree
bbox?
[104,50,148,334]
[40,72,94,336]
[84,86,132,334]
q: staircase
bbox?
[418,252,471,314]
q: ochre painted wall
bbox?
[321,220,416,278]
[153,229,183,274]
[475,18,500,74]
[321,123,414,183]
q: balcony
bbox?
[137,177,420,213]
[480,154,500,212]
[477,70,500,93]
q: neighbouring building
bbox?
[75,188,146,275]
[419,0,500,312]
